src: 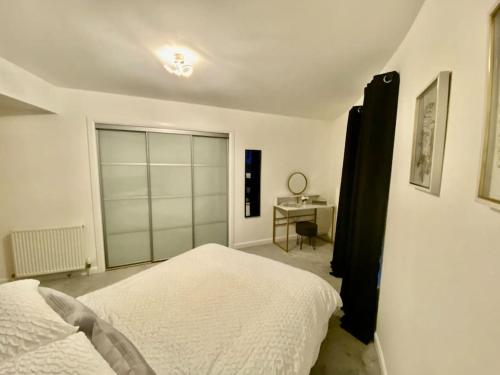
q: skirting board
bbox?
[1,266,99,283]
[233,238,274,249]
[234,232,331,249]
[234,235,298,249]
[374,332,388,375]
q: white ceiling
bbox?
[0,0,424,120]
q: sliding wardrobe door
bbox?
[148,133,193,260]
[98,126,229,267]
[98,130,152,267]
[193,136,228,246]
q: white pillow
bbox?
[0,332,116,374]
[0,279,77,362]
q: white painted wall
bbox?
[0,56,60,113]
[0,82,334,281]
[329,0,500,373]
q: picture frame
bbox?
[478,4,500,207]
[409,71,451,195]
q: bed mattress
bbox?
[79,244,341,374]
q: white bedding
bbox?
[79,244,341,375]
[0,279,77,362]
[0,332,115,375]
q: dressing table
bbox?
[272,173,335,252]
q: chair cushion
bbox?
[296,221,318,236]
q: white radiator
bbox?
[11,225,86,278]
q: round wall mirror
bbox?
[288,172,307,195]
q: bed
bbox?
[78,244,341,374]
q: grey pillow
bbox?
[38,287,155,375]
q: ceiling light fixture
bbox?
[164,52,193,77]
[155,46,197,78]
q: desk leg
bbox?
[315,206,336,243]
[273,207,288,252]
[272,207,276,245]
[313,208,317,224]
[285,211,290,252]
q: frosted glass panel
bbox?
[106,231,150,267]
[99,130,146,163]
[99,128,151,268]
[195,223,227,247]
[101,165,148,198]
[150,166,191,197]
[194,195,227,224]
[153,227,192,260]
[152,197,192,229]
[149,133,191,164]
[193,136,228,247]
[193,137,228,165]
[148,132,193,260]
[193,166,227,195]
[104,199,150,234]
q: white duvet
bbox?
[0,332,115,375]
[79,244,341,375]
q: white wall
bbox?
[0,56,60,113]
[329,0,500,373]
[0,84,333,281]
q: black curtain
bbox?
[335,71,400,344]
[330,106,363,277]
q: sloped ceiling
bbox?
[0,0,424,120]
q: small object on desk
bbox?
[312,199,327,205]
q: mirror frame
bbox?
[287,172,307,195]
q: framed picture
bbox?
[478,5,500,207]
[409,71,451,195]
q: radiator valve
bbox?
[85,258,92,276]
